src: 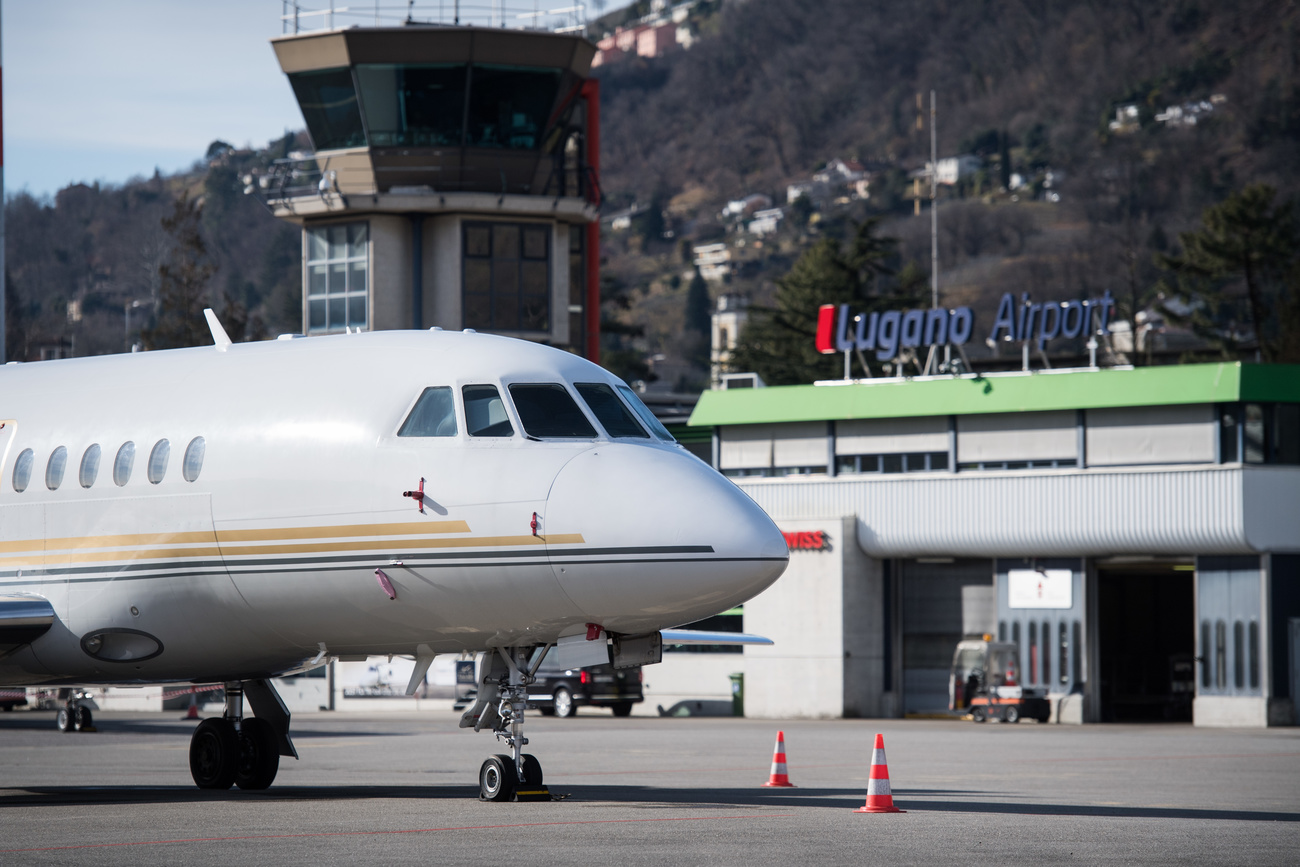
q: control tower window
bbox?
[463,222,549,332]
[306,223,369,333]
[356,64,467,148]
[466,65,562,150]
[288,68,367,151]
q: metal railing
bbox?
[281,1,589,34]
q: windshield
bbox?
[463,385,514,437]
[575,383,649,438]
[398,387,458,437]
[615,385,675,442]
[508,383,597,438]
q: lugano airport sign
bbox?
[815,290,1118,360]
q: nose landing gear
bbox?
[461,646,551,802]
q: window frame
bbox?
[462,220,551,334]
[305,221,370,335]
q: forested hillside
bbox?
[4,0,1297,380]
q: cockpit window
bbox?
[398,387,458,437]
[575,383,649,438]
[616,385,676,442]
[463,384,514,437]
[508,384,597,439]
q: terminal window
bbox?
[463,222,550,332]
[306,223,368,333]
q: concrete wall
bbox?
[641,652,740,716]
[841,518,890,717]
[744,516,847,718]
[427,215,462,330]
[368,214,413,331]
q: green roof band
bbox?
[688,363,1300,427]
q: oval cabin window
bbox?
[182,437,205,482]
[12,448,34,493]
[147,439,170,485]
[114,442,135,487]
[46,446,68,490]
[79,444,101,488]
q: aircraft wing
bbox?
[659,629,773,646]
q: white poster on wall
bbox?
[1008,569,1073,609]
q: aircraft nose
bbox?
[545,443,788,634]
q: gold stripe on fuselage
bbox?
[0,523,585,569]
[0,520,472,556]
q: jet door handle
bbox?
[403,477,427,513]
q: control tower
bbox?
[262,4,601,360]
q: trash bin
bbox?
[728,672,744,717]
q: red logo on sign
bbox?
[814,305,837,354]
[782,531,827,551]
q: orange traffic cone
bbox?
[183,692,200,721]
[855,733,904,813]
[762,730,796,787]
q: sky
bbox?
[3,1,636,199]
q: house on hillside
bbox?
[747,208,784,236]
[813,158,866,186]
[693,242,732,282]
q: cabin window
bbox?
[114,442,135,487]
[12,448,33,493]
[463,221,550,333]
[616,384,675,442]
[183,437,206,482]
[508,384,597,439]
[398,388,458,437]
[306,222,368,334]
[462,385,513,437]
[148,439,170,485]
[79,444,101,488]
[575,383,648,438]
[46,446,68,490]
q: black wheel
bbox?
[1037,711,1051,723]
[611,702,633,718]
[73,705,95,732]
[538,707,556,717]
[1003,705,1020,724]
[235,717,280,790]
[521,753,543,787]
[552,686,574,718]
[479,754,517,802]
[190,718,239,790]
[971,706,987,723]
[56,707,74,733]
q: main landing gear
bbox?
[55,691,95,733]
[188,679,298,791]
[460,646,550,802]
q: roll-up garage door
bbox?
[901,559,993,713]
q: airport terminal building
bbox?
[688,362,1300,726]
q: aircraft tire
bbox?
[73,706,95,732]
[56,707,74,733]
[479,754,518,802]
[552,687,574,718]
[190,718,239,790]
[521,753,543,787]
[235,717,280,790]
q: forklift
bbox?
[949,637,1050,723]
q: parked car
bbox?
[527,658,643,718]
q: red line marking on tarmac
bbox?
[1017,752,1300,764]
[0,814,796,854]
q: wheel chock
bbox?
[514,785,551,802]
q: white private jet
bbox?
[0,319,788,800]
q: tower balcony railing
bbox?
[280,1,589,35]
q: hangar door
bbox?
[900,559,993,714]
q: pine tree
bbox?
[1159,184,1300,362]
[141,194,217,350]
[729,219,924,384]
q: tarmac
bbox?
[1,708,1297,865]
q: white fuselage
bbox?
[0,331,788,687]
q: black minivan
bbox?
[527,657,643,717]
